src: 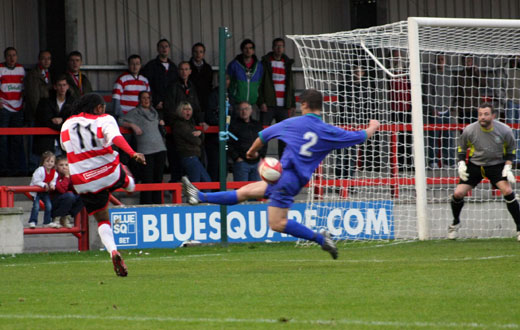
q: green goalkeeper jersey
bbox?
[458,120,516,166]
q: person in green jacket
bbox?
[226,39,263,120]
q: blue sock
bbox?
[198,190,238,205]
[284,220,324,245]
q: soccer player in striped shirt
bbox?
[182,89,380,259]
[112,54,150,118]
[61,94,146,276]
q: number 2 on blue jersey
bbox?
[299,131,318,157]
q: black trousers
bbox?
[260,106,290,158]
[139,151,167,205]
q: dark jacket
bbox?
[228,117,266,164]
[24,64,52,122]
[163,80,202,125]
[258,52,296,108]
[141,56,178,108]
[189,58,213,115]
[33,90,75,155]
[171,115,204,158]
[65,71,93,100]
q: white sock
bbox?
[98,223,117,255]
[124,175,135,192]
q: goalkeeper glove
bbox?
[458,161,469,181]
[502,164,516,184]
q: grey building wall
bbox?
[75,0,350,91]
[0,0,39,65]
[1,0,520,91]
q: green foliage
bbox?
[1,240,519,329]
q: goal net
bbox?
[288,18,520,240]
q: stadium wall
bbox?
[1,0,519,92]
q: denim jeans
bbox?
[233,160,260,182]
[51,192,84,218]
[181,156,211,183]
[0,108,26,175]
[505,100,520,163]
[29,192,53,225]
[425,111,455,167]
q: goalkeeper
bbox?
[182,89,380,259]
[450,103,520,241]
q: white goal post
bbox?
[288,17,520,241]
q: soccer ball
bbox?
[258,157,282,184]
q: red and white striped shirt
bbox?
[60,113,123,193]
[0,63,25,112]
[271,58,286,107]
[112,73,150,114]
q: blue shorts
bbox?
[264,169,305,208]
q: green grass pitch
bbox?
[1,239,519,329]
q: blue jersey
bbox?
[259,113,367,185]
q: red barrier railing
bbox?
[0,181,256,251]
[0,185,90,251]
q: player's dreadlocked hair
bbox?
[72,93,105,115]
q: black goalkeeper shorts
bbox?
[459,161,507,188]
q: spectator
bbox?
[32,74,75,158]
[504,56,520,165]
[189,42,213,118]
[0,47,26,177]
[164,61,203,125]
[226,39,263,119]
[65,51,93,99]
[24,50,53,172]
[28,151,58,228]
[112,54,150,178]
[204,87,221,181]
[389,49,412,171]
[141,39,178,111]
[51,156,83,228]
[119,91,167,204]
[163,61,203,182]
[171,101,211,183]
[424,54,456,168]
[457,55,485,125]
[25,50,53,124]
[258,38,296,158]
[229,102,265,181]
[336,65,377,185]
[112,54,150,119]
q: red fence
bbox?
[0,181,254,251]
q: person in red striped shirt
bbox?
[0,46,26,176]
[60,93,146,276]
[112,54,150,119]
[258,38,296,159]
[112,54,151,180]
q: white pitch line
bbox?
[441,255,517,261]
[0,313,517,329]
[2,252,518,268]
[0,253,223,268]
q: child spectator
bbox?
[50,156,83,228]
[28,151,58,228]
